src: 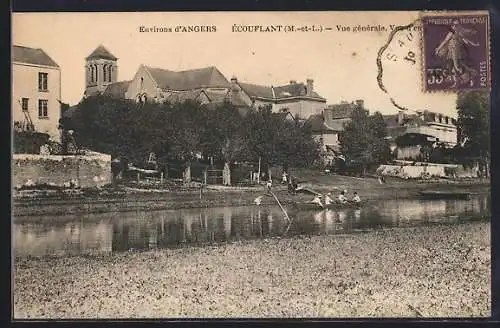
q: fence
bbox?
[207,169,223,185]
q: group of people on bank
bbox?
[310,190,361,208]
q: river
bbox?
[13,195,490,258]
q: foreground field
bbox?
[13,221,490,318]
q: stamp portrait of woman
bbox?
[433,20,480,86]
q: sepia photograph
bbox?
[11,10,491,319]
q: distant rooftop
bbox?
[86,45,118,61]
[235,79,325,101]
[12,45,59,68]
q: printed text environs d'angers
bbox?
[139,25,217,33]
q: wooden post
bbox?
[76,157,80,187]
[160,172,164,184]
[137,172,140,184]
[223,162,231,186]
[203,169,207,185]
[183,165,191,184]
[257,157,261,184]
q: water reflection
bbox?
[14,195,490,258]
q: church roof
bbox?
[86,45,117,61]
[145,65,231,90]
[103,81,131,99]
[12,45,59,68]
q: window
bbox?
[94,64,98,81]
[38,72,48,91]
[21,98,29,111]
[103,64,107,82]
[108,65,112,82]
[38,99,48,118]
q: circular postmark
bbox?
[376,19,425,112]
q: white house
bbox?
[12,45,61,141]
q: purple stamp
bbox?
[421,12,490,92]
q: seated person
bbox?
[325,192,334,205]
[266,179,272,190]
[338,191,347,204]
[352,192,361,203]
[311,195,324,208]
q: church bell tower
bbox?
[84,45,118,97]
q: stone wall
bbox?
[12,152,112,188]
[377,163,480,179]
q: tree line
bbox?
[60,90,490,177]
[63,95,322,169]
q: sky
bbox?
[12,11,458,117]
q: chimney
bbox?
[306,79,314,96]
[290,80,297,84]
[355,99,364,109]
[230,76,240,92]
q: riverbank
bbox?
[13,173,490,218]
[13,221,490,318]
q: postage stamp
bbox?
[421,11,490,92]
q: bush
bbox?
[13,131,50,154]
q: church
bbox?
[67,45,327,120]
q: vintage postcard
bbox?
[12,11,491,319]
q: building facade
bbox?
[12,45,61,141]
[230,77,326,119]
[384,110,458,160]
[307,100,367,152]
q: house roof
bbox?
[326,102,359,119]
[305,114,335,132]
[238,82,274,99]
[204,90,231,104]
[145,66,231,91]
[237,81,325,100]
[324,118,349,131]
[307,113,350,133]
[86,45,117,61]
[12,45,59,68]
[103,81,131,99]
[228,92,250,107]
[274,82,324,99]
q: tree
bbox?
[239,105,320,169]
[339,108,392,175]
[456,90,490,176]
[369,111,393,166]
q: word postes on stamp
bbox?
[421,11,490,92]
